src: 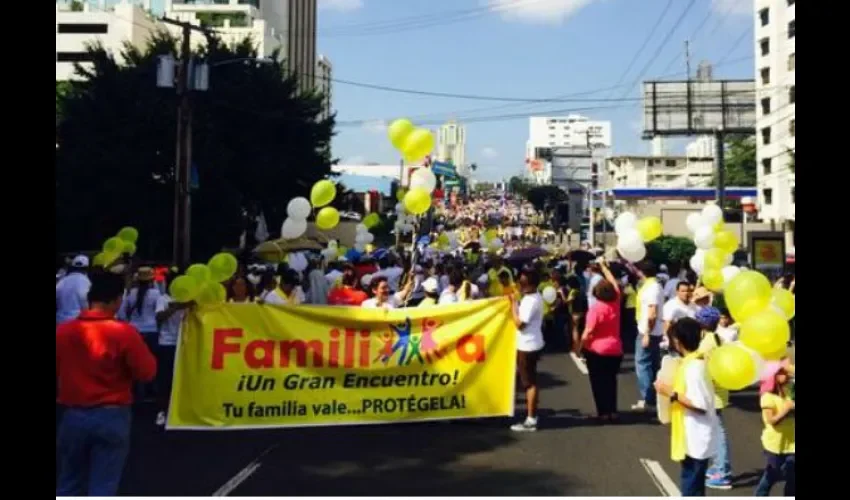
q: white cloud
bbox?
[487,0,597,25]
[711,0,753,16]
[319,0,363,12]
[344,155,366,164]
[481,147,499,159]
[361,120,387,134]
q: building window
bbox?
[788,53,795,71]
[788,20,795,38]
[762,127,771,145]
[761,97,771,115]
[789,85,795,103]
[56,51,95,63]
[762,158,772,175]
[763,188,773,205]
[665,159,676,167]
[790,186,795,204]
[57,23,108,34]
[789,119,795,137]
[760,67,770,85]
[760,38,770,56]
[759,8,769,26]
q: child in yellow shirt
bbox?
[755,361,795,496]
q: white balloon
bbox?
[614,212,638,235]
[685,212,706,233]
[281,217,307,239]
[702,204,724,225]
[355,223,368,234]
[395,202,405,214]
[355,243,366,252]
[542,286,557,304]
[490,238,504,249]
[618,228,643,253]
[693,226,716,250]
[618,243,646,263]
[410,168,437,193]
[286,197,312,220]
[721,265,740,285]
[355,233,368,244]
[402,223,415,233]
[328,240,338,249]
[364,233,375,244]
[690,249,706,275]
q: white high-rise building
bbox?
[315,55,332,120]
[436,120,467,175]
[56,1,162,81]
[526,115,612,186]
[754,0,795,247]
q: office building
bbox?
[436,120,467,175]
[525,114,612,186]
[315,55,332,120]
[754,0,795,247]
[56,1,161,81]
[603,155,714,192]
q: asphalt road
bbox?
[74,340,792,497]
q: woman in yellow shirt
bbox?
[755,361,795,496]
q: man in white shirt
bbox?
[654,318,719,497]
[509,270,545,432]
[372,257,404,292]
[361,276,412,309]
[662,282,696,339]
[632,260,665,411]
[56,255,92,325]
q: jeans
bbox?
[136,332,159,401]
[755,451,795,496]
[680,455,709,496]
[56,406,132,496]
[584,351,622,416]
[708,410,731,477]
[157,344,177,413]
[635,335,662,405]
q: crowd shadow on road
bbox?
[731,469,764,489]
[729,391,762,413]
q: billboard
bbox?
[642,80,756,137]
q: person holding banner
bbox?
[510,269,545,432]
[261,270,303,306]
[362,275,414,309]
[154,270,194,427]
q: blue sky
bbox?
[317,0,755,181]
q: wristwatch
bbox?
[670,392,679,403]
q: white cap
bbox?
[71,255,89,268]
[422,277,439,293]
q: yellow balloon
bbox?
[401,128,435,164]
[208,252,238,283]
[702,268,724,291]
[186,263,212,284]
[363,213,380,229]
[713,221,725,234]
[725,270,772,322]
[740,310,791,357]
[122,240,137,256]
[310,180,337,208]
[387,118,415,151]
[485,229,498,241]
[93,252,118,268]
[403,187,432,215]
[772,288,795,320]
[103,237,124,254]
[763,346,789,361]
[396,188,407,202]
[196,281,226,306]
[704,247,727,270]
[169,275,200,302]
[437,233,450,245]
[315,206,341,230]
[708,344,758,391]
[117,226,139,244]
[636,216,663,242]
[714,230,739,254]
[365,243,375,254]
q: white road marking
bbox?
[569,352,588,375]
[212,444,279,496]
[639,458,681,497]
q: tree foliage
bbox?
[508,176,530,197]
[645,235,696,268]
[525,185,567,213]
[712,135,756,187]
[55,32,335,260]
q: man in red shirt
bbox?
[56,270,157,496]
[327,264,369,306]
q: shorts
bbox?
[517,350,542,389]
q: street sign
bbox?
[431,161,457,178]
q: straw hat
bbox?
[136,267,155,282]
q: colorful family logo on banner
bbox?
[167,298,517,429]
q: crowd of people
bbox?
[55,194,795,497]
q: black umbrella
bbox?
[565,249,595,262]
[505,247,549,263]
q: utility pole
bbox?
[159,17,210,269]
[586,129,595,247]
[685,40,691,80]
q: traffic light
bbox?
[591,163,598,189]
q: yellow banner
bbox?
[168,298,517,429]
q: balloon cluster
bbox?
[93,227,139,268]
[479,228,504,253]
[353,223,376,253]
[541,286,557,304]
[393,202,417,235]
[387,118,435,165]
[168,252,238,306]
[613,212,662,262]
[282,180,341,240]
[685,205,739,292]
[404,167,437,216]
[431,231,459,251]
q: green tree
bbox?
[508,176,530,197]
[645,235,696,268]
[525,185,567,213]
[55,32,334,260]
[712,136,756,187]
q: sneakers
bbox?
[705,474,732,490]
[510,416,538,432]
[155,411,167,427]
[631,400,654,411]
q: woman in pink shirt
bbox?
[579,258,623,422]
